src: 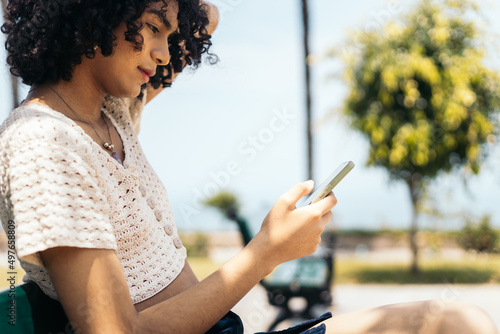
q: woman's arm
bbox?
[41,182,336,333]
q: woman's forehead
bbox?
[146,0,179,17]
[145,0,179,30]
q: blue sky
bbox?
[1,0,499,232]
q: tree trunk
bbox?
[1,0,20,110]
[407,175,421,275]
[301,0,313,181]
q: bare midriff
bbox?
[134,261,200,312]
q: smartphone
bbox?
[303,161,355,205]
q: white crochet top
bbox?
[0,96,187,304]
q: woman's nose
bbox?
[151,40,171,65]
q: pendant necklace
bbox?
[33,85,123,165]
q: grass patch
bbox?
[0,266,26,290]
[187,257,221,280]
[187,255,500,285]
[336,255,500,284]
[3,254,499,290]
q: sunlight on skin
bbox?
[323,301,498,334]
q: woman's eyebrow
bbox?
[146,9,172,30]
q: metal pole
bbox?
[301,0,313,181]
[1,0,20,110]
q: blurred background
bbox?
[142,0,500,235]
[1,0,499,232]
[1,0,500,331]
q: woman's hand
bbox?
[250,181,337,269]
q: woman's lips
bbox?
[139,68,151,83]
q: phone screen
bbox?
[303,161,355,205]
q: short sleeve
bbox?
[1,109,117,266]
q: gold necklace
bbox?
[33,85,123,165]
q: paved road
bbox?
[233,284,500,333]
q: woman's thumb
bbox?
[282,180,314,207]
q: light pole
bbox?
[301,0,313,181]
[1,0,20,110]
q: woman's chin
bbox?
[109,85,143,99]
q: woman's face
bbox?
[87,0,179,98]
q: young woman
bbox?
[0,0,497,333]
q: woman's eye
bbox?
[147,23,160,34]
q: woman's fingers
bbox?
[255,184,338,264]
[279,180,315,209]
[309,192,337,215]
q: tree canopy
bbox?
[333,0,500,272]
[338,0,500,182]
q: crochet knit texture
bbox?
[0,95,186,304]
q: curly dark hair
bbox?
[1,0,216,89]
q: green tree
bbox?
[458,215,499,253]
[204,192,254,245]
[181,232,210,257]
[334,0,500,273]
